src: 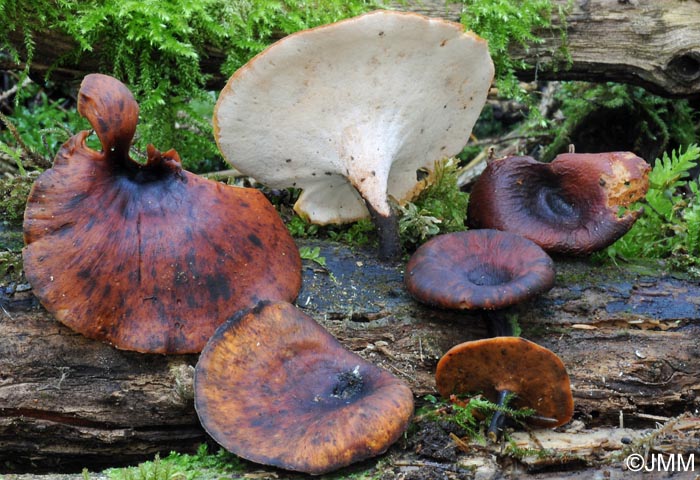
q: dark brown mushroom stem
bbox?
[481,309,518,440]
[365,201,401,261]
[488,389,513,441]
[484,309,514,338]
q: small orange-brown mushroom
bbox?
[194,301,414,475]
[22,74,301,354]
[436,337,573,438]
[467,152,651,255]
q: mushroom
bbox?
[404,229,558,439]
[213,10,494,260]
[404,229,555,337]
[194,300,414,475]
[436,336,573,439]
[467,151,651,255]
[22,73,302,354]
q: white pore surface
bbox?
[215,10,494,224]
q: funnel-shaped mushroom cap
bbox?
[405,230,555,310]
[468,152,651,255]
[436,337,573,428]
[214,10,494,225]
[194,301,414,475]
[23,74,301,354]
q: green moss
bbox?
[0,174,36,226]
[540,82,698,162]
[1,0,379,172]
[103,444,244,480]
[416,394,535,443]
[399,158,469,249]
[458,0,571,103]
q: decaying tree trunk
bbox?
[398,0,700,98]
[1,239,698,473]
[2,1,699,98]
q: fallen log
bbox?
[396,0,700,98]
[2,1,699,98]
[0,239,698,473]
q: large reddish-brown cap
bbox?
[22,73,301,354]
[405,229,555,310]
[467,152,650,255]
[436,337,573,428]
[194,301,414,475]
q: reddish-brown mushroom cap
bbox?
[22,73,301,354]
[467,152,651,255]
[194,301,414,475]
[436,337,573,428]
[404,229,555,311]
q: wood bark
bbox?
[2,1,700,98]
[1,239,698,473]
[396,0,700,98]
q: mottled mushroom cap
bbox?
[467,152,651,255]
[194,301,414,475]
[214,9,493,225]
[22,73,301,354]
[405,230,555,310]
[436,337,574,428]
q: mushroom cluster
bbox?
[21,5,650,473]
[23,64,419,472]
[213,9,494,260]
[401,148,651,439]
[404,229,573,439]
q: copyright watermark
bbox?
[625,453,695,473]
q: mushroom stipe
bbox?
[194,301,414,475]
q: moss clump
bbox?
[399,158,469,249]
[1,0,379,171]
[103,444,245,480]
[458,0,571,103]
[0,172,38,227]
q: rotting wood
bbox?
[2,1,699,98]
[394,0,700,98]
[1,238,698,474]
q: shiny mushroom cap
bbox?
[22,73,301,354]
[214,10,493,226]
[467,152,651,255]
[405,229,555,310]
[194,301,414,475]
[436,337,574,428]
